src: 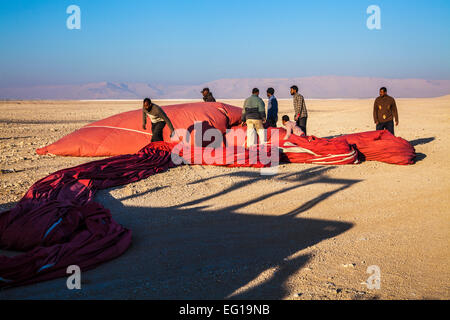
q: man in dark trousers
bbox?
[142,98,175,142]
[373,87,399,135]
[266,87,278,128]
[201,88,216,102]
[290,85,308,135]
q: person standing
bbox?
[266,87,278,128]
[242,88,266,147]
[201,88,216,102]
[373,87,399,135]
[290,85,308,135]
[142,98,175,142]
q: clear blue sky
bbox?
[1,0,449,87]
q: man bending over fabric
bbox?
[282,115,305,140]
[242,88,266,147]
[142,98,175,142]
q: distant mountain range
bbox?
[1,76,450,100]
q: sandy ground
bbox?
[0,96,449,300]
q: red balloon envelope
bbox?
[36,101,415,165]
[36,102,243,157]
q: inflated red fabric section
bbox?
[35,101,415,165]
[36,102,243,157]
[334,130,416,165]
[0,142,175,288]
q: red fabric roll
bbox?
[334,130,416,165]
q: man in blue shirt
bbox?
[266,87,278,128]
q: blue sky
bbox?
[0,0,449,87]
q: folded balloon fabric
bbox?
[0,142,276,288]
[0,142,175,288]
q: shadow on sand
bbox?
[409,137,435,147]
[410,137,434,163]
[1,166,361,299]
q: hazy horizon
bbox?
[1,75,450,100]
[1,0,450,88]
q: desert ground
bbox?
[0,96,449,300]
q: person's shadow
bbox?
[1,167,360,300]
[409,137,435,147]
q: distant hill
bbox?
[1,76,450,100]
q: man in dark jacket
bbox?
[242,88,266,147]
[142,98,175,142]
[201,88,216,102]
[373,87,399,135]
[266,87,278,128]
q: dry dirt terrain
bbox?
[0,96,449,300]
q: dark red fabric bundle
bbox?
[265,128,414,166]
[0,142,175,288]
[335,130,416,165]
[0,141,277,288]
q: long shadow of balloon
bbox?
[179,166,336,209]
[94,166,359,299]
[91,197,352,299]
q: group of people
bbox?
[239,85,309,146]
[201,86,310,147]
[142,86,399,145]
